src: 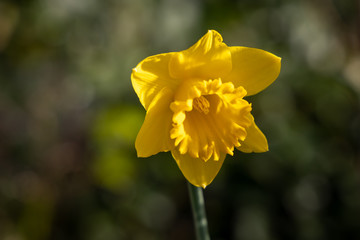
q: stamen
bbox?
[193,96,210,114]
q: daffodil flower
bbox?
[131,30,281,188]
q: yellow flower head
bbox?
[131,30,281,188]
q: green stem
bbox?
[187,182,211,240]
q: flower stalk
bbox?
[187,182,211,240]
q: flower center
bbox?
[170,79,252,161]
[193,96,210,114]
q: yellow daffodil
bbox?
[131,30,281,188]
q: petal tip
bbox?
[256,143,269,153]
[208,29,223,41]
[208,29,219,34]
[276,56,282,65]
[135,140,150,158]
[135,149,147,158]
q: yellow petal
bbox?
[169,30,232,80]
[131,53,179,110]
[135,87,174,157]
[237,118,269,153]
[172,148,226,188]
[224,47,281,96]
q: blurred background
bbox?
[1,0,360,239]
